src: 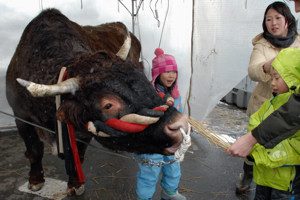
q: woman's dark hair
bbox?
[262,1,297,34]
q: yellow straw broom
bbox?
[188,117,231,150]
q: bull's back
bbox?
[83,23,141,65]
[6,8,142,120]
[5,8,90,118]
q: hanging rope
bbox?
[158,0,169,48]
[0,110,55,134]
[134,1,151,77]
[150,0,160,27]
[149,0,170,48]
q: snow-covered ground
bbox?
[203,101,249,143]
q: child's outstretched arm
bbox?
[252,93,300,148]
[226,132,257,157]
[227,93,300,158]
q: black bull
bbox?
[5,9,189,195]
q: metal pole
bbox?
[132,0,135,34]
[118,0,144,34]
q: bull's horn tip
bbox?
[87,121,96,133]
[16,78,30,87]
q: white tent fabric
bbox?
[0,0,298,128]
[189,0,297,120]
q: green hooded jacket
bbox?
[247,48,300,192]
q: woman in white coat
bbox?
[246,1,300,117]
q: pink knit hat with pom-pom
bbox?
[151,48,180,99]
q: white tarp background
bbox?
[190,0,298,120]
[0,0,298,128]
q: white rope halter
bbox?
[174,123,192,162]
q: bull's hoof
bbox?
[28,172,45,192]
[28,182,45,191]
[66,184,85,196]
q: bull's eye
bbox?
[104,103,112,109]
[99,95,124,119]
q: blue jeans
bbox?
[136,153,181,199]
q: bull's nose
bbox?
[165,124,185,137]
[167,115,188,133]
[163,114,191,156]
[164,114,188,139]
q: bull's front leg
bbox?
[17,120,45,191]
[66,136,91,196]
[25,141,45,191]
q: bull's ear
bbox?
[16,77,80,97]
[56,100,85,126]
[56,105,69,123]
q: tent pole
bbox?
[132,0,135,34]
[118,0,144,34]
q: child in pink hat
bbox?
[136,48,185,200]
[151,48,180,100]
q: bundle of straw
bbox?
[188,117,231,150]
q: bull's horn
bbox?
[116,27,131,60]
[120,114,159,125]
[87,121,110,137]
[16,77,80,97]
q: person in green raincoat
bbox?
[229,47,300,199]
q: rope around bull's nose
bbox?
[174,123,191,162]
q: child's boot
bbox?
[161,189,186,200]
[236,172,253,193]
[236,160,253,194]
